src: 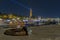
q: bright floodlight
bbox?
[0,18,2,20]
[17,18,20,20]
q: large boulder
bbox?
[4,28,27,36]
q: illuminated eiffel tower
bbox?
[29,8,32,18]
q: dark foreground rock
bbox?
[4,28,27,36]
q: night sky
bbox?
[0,0,60,17]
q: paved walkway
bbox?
[0,25,60,40]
